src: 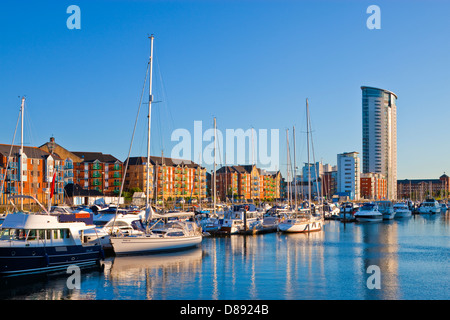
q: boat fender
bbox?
[245,206,249,211]
[44,253,50,267]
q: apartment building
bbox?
[337,152,360,200]
[71,152,123,196]
[397,173,450,200]
[361,86,398,200]
[360,172,387,200]
[0,144,65,206]
[215,165,282,201]
[124,156,207,201]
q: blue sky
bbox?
[1,0,449,180]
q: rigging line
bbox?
[1,107,21,196]
[155,51,175,130]
[111,60,150,231]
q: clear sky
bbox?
[1,0,449,180]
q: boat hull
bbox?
[278,220,322,233]
[110,235,202,255]
[0,245,103,277]
[355,214,383,222]
[394,210,412,218]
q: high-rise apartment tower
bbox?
[361,86,397,200]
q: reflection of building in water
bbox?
[356,223,399,300]
[106,248,203,299]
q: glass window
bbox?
[38,230,45,240]
[27,229,37,241]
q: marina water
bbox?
[1,213,448,300]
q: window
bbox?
[27,229,37,241]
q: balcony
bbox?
[92,164,102,170]
[92,171,102,178]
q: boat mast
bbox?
[306,98,312,217]
[286,129,290,208]
[20,96,25,211]
[213,117,217,216]
[293,126,297,212]
[146,34,154,210]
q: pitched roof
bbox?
[72,151,122,164]
[126,156,203,169]
[0,144,61,161]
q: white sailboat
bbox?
[278,99,323,233]
[109,35,202,255]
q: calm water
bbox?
[1,213,448,300]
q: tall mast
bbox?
[293,126,297,212]
[306,98,311,216]
[146,35,154,208]
[20,97,25,211]
[213,117,217,216]
[286,129,290,207]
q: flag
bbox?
[50,171,57,199]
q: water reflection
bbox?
[103,248,204,300]
[0,214,447,299]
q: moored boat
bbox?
[376,201,395,220]
[393,202,412,218]
[0,196,104,277]
[418,199,441,214]
[354,203,383,222]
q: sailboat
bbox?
[278,99,323,233]
[109,35,202,255]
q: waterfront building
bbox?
[337,152,360,200]
[124,156,207,201]
[215,165,282,201]
[0,144,65,206]
[360,172,387,200]
[39,137,83,187]
[397,173,450,200]
[361,86,398,200]
[71,152,123,196]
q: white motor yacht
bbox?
[354,203,383,222]
[418,199,441,214]
[0,195,103,276]
[219,204,261,235]
[393,203,412,218]
[375,201,395,220]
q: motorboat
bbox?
[393,202,412,218]
[418,199,441,214]
[376,201,395,220]
[439,202,448,213]
[354,203,383,222]
[0,195,104,277]
[219,204,262,235]
[92,204,144,227]
[277,211,323,233]
[323,203,340,220]
[239,207,284,235]
[339,202,358,221]
[83,213,146,250]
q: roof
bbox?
[0,144,62,161]
[72,151,122,164]
[361,86,398,99]
[397,179,441,184]
[126,156,203,169]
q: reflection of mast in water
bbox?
[106,248,204,298]
[283,231,326,298]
